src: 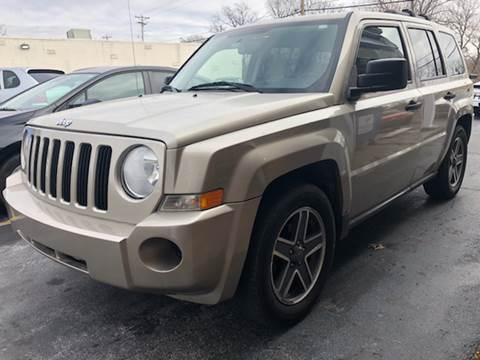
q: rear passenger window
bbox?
[438,32,465,76]
[3,70,21,89]
[408,29,445,80]
[356,26,408,78]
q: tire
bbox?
[424,125,468,200]
[0,154,20,214]
[239,183,336,326]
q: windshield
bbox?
[1,73,96,111]
[170,19,346,93]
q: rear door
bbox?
[406,26,471,181]
[350,21,423,217]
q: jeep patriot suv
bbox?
[3,11,473,324]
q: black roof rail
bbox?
[384,8,431,21]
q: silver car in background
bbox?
[0,67,64,103]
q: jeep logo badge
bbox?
[56,119,72,128]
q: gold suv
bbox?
[4,11,473,324]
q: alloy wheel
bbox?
[448,136,465,189]
[270,207,326,305]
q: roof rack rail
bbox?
[384,8,431,21]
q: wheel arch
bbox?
[0,141,21,169]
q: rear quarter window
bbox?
[3,70,21,89]
[437,32,465,76]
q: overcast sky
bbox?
[0,0,270,42]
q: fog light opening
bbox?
[139,238,182,272]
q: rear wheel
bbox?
[239,183,336,326]
[424,126,468,200]
[0,154,20,214]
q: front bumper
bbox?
[4,172,260,304]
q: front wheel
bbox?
[239,184,336,325]
[424,125,468,200]
[0,154,21,214]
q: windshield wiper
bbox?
[161,84,181,93]
[188,81,262,93]
[0,107,16,111]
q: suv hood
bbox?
[28,92,334,148]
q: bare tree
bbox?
[210,1,258,33]
[440,0,479,51]
[376,0,452,20]
[180,34,208,43]
[266,0,332,18]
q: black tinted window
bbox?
[356,26,407,76]
[28,71,63,83]
[149,71,173,93]
[438,32,465,76]
[3,70,20,89]
[408,29,444,80]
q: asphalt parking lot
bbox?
[1,121,480,360]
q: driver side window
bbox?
[356,26,408,78]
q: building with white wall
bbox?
[0,37,200,72]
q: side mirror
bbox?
[164,76,173,85]
[348,58,408,100]
[469,74,478,80]
[67,98,102,109]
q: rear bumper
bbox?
[4,172,260,304]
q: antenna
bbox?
[127,0,137,66]
[135,15,150,42]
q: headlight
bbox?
[121,146,159,199]
[21,131,31,170]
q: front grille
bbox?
[26,136,112,211]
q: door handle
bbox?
[405,100,423,111]
[444,91,456,100]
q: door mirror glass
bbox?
[349,58,408,100]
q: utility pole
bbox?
[300,0,305,15]
[102,35,112,41]
[135,15,150,42]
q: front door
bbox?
[350,22,423,217]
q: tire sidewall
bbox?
[252,185,336,323]
[0,154,21,208]
[447,127,468,195]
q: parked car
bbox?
[4,12,473,325]
[0,67,64,103]
[473,81,480,116]
[0,66,176,212]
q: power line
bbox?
[135,14,150,42]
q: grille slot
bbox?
[50,140,61,198]
[32,136,40,189]
[76,144,92,207]
[27,134,34,183]
[61,142,75,202]
[95,146,112,211]
[40,138,49,193]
